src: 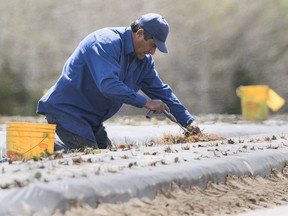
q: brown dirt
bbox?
[52,166,288,216]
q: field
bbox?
[1,114,288,215]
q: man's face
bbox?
[133,29,157,60]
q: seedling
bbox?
[164,146,172,153]
[181,145,190,150]
[34,172,42,180]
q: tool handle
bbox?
[163,110,177,122]
[146,110,155,119]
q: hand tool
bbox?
[146,110,191,136]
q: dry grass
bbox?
[158,133,223,145]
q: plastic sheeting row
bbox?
[1,149,288,216]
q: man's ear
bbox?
[136,28,145,38]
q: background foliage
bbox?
[0,0,287,116]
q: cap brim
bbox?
[154,38,168,53]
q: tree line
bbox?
[0,0,287,116]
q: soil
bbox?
[53,166,288,216]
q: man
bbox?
[37,13,199,152]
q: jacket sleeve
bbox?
[141,61,195,127]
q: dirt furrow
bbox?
[53,166,288,216]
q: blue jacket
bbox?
[37,27,194,141]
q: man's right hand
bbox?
[145,99,170,114]
[187,121,201,135]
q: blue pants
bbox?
[46,115,111,152]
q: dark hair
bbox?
[130,21,153,40]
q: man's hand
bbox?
[145,99,170,113]
[187,121,201,135]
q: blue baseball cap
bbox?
[137,13,169,53]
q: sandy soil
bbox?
[53,166,288,216]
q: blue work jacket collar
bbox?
[124,27,134,56]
